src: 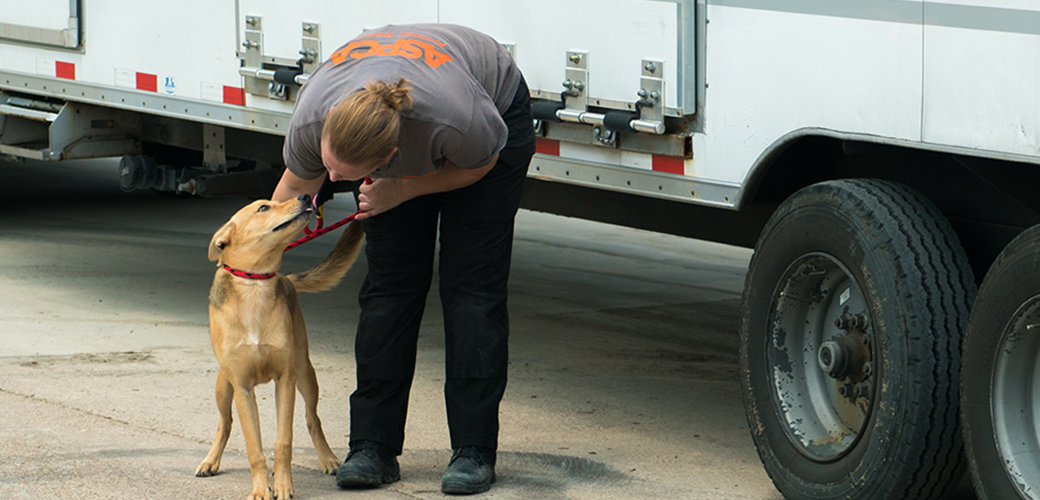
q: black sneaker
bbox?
[441,447,496,495]
[335,440,400,489]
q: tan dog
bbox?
[195,194,364,500]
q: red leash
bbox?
[224,181,367,279]
[223,210,358,279]
[284,177,369,252]
[284,210,360,251]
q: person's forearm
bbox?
[354,155,499,219]
[400,157,496,199]
[272,168,326,202]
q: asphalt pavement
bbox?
[0,158,977,499]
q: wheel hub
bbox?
[766,253,877,462]
[818,314,871,383]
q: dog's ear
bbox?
[208,222,235,262]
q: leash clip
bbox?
[287,177,369,250]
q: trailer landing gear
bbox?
[118,154,281,198]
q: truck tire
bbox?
[962,224,1040,500]
[739,179,975,500]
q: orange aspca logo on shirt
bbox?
[328,35,453,69]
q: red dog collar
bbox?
[223,265,276,280]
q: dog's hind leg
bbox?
[297,358,340,473]
[196,368,234,477]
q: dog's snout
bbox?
[297,193,311,203]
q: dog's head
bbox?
[208,194,314,268]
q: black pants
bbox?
[349,78,535,454]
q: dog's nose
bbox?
[297,193,311,204]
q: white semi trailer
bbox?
[2,2,1039,499]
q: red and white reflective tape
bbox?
[116,69,160,92]
[535,137,685,175]
[651,154,684,175]
[41,62,246,106]
[201,82,245,106]
[135,72,158,92]
[36,59,76,80]
[535,137,560,156]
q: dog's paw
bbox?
[272,478,293,500]
[318,454,340,475]
[247,486,273,500]
[195,460,220,477]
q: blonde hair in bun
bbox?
[322,78,413,168]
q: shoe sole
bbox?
[336,469,400,489]
[441,473,495,495]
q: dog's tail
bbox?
[287,221,365,293]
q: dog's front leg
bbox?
[196,368,234,477]
[233,385,271,500]
[272,372,296,500]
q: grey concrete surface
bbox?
[0,159,978,499]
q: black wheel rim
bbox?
[767,252,876,462]
[993,294,1040,498]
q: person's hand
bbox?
[356,178,410,220]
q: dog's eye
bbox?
[257,205,270,212]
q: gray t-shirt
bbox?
[284,23,522,180]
